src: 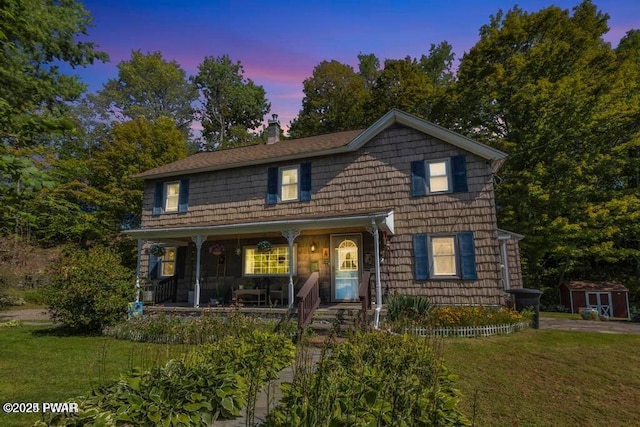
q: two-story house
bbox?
[126,109,523,326]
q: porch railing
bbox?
[155,275,178,304]
[358,270,373,327]
[296,272,320,332]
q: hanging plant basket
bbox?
[256,240,273,253]
[209,242,224,256]
[149,245,165,257]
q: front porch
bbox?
[126,210,394,329]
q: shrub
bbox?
[38,359,247,426]
[46,246,135,332]
[428,306,529,328]
[104,310,297,344]
[386,294,432,322]
[267,332,469,426]
[39,330,296,426]
[387,305,531,332]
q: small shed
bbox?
[560,281,630,319]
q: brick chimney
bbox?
[267,114,280,144]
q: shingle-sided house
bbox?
[126,109,524,326]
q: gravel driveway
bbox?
[0,308,51,322]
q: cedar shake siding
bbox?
[139,124,506,305]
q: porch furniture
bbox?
[234,288,267,306]
[269,277,298,306]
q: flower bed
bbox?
[387,299,532,338]
[104,311,297,344]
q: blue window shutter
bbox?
[176,247,186,279]
[152,182,163,216]
[451,155,468,192]
[149,253,160,279]
[411,161,426,196]
[266,167,278,204]
[413,234,429,280]
[458,231,477,280]
[178,179,189,213]
[300,162,312,201]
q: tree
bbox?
[454,1,640,292]
[0,0,108,148]
[193,55,270,150]
[289,60,369,138]
[369,57,431,119]
[94,50,197,132]
[0,0,107,240]
[89,117,190,235]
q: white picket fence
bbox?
[404,322,529,338]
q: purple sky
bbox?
[75,0,639,131]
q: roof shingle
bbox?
[135,129,364,179]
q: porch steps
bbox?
[306,305,387,336]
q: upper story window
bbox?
[267,163,311,204]
[427,160,451,193]
[152,179,189,215]
[411,155,468,196]
[280,166,300,201]
[164,182,180,212]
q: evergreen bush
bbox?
[46,246,134,332]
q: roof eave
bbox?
[136,109,509,180]
[134,146,353,180]
[123,210,396,240]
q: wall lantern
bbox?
[310,241,317,253]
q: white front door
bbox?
[331,234,362,302]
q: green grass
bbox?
[443,329,640,426]
[0,325,189,427]
[3,324,640,426]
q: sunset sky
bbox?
[74,0,639,130]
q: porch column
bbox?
[135,239,143,303]
[191,235,207,307]
[282,229,300,309]
[370,218,382,329]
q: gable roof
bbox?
[563,281,628,292]
[136,109,508,180]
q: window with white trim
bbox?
[427,159,450,193]
[164,182,180,212]
[243,245,297,276]
[431,236,456,276]
[280,166,299,201]
[161,247,177,277]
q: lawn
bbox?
[0,324,189,427]
[2,324,640,426]
[443,329,640,426]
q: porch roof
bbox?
[124,209,395,240]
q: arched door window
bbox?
[338,240,358,271]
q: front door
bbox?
[331,234,362,301]
[587,292,612,317]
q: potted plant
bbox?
[256,240,273,253]
[209,242,224,256]
[149,245,165,257]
